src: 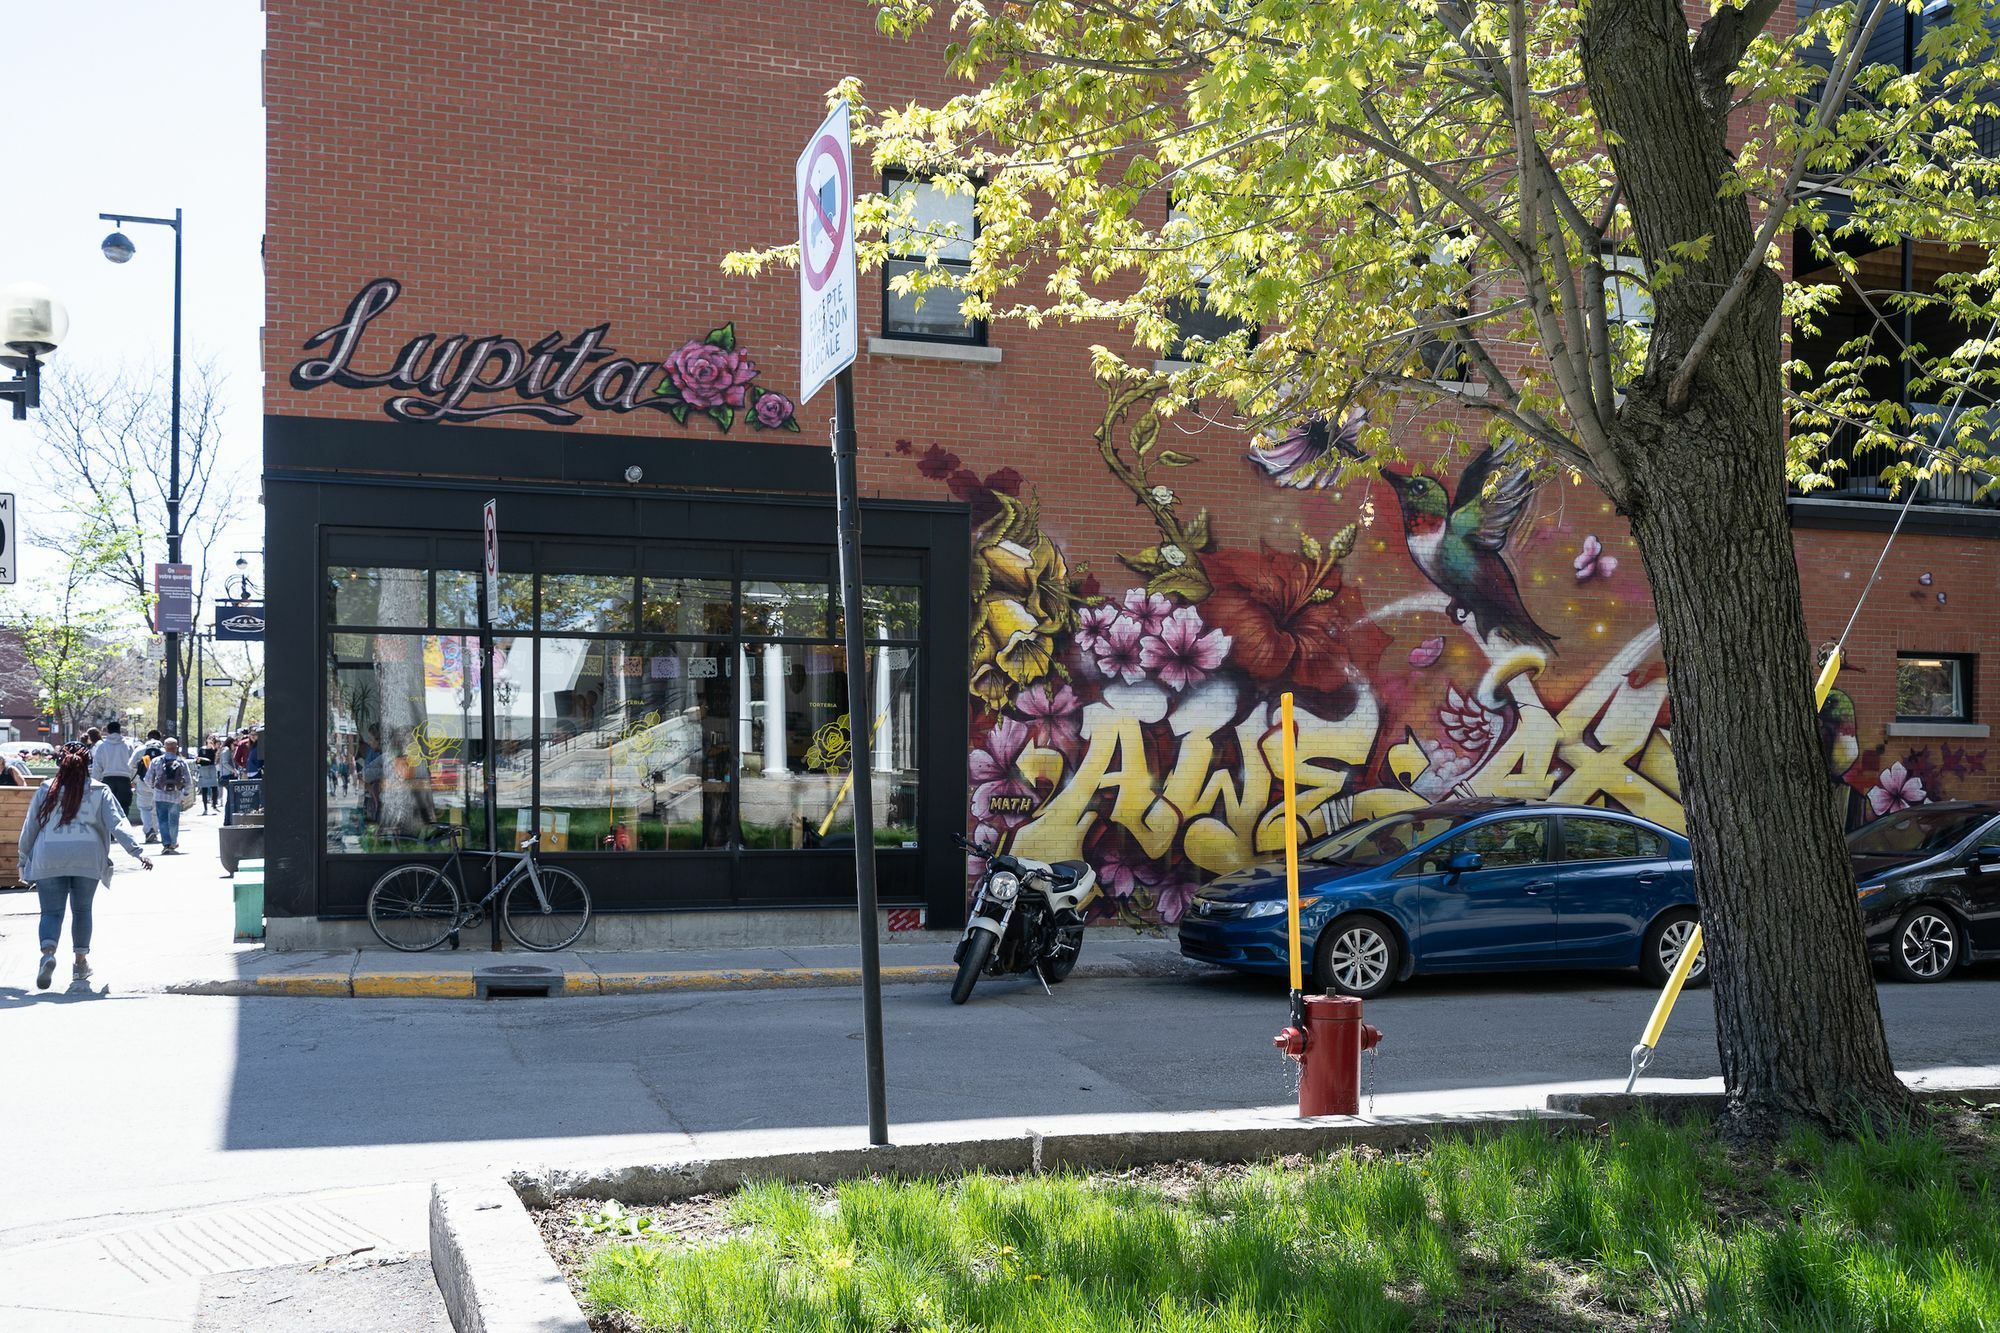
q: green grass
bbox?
[578,1115,2000,1332]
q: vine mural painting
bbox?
[924,385,1961,927]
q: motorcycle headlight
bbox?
[988,871,1020,902]
[1244,896,1316,918]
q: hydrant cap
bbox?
[1303,993,1365,1021]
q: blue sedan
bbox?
[1178,799,1701,996]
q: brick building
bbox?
[259,1,1997,945]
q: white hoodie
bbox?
[90,734,136,784]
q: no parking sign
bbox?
[797,102,858,405]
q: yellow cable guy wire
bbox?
[1625,648,1846,1090]
[1282,691,1303,994]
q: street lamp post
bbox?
[100,209,185,739]
[0,282,69,419]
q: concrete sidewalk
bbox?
[0,811,1202,999]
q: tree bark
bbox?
[1582,0,1913,1133]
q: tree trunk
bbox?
[1582,0,1913,1134]
[1623,391,1911,1136]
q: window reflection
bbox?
[741,581,829,637]
[738,646,918,849]
[329,567,426,627]
[540,574,635,632]
[833,584,922,642]
[642,578,733,636]
[437,569,533,631]
[537,639,734,851]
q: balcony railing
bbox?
[1799,402,2000,510]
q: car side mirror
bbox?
[1447,851,1484,874]
[1975,846,2000,868]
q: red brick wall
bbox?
[265,1,1998,923]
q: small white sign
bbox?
[688,656,719,679]
[482,499,499,622]
[0,493,15,585]
[797,101,858,406]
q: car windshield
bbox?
[1306,810,1470,869]
[1848,808,1993,859]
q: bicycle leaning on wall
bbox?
[365,824,592,952]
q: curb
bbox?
[430,1180,590,1333]
[170,953,1216,999]
[1552,1084,2000,1123]
[507,1108,1588,1210]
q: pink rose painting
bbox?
[653,323,766,430]
[750,389,798,431]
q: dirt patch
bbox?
[534,1195,741,1331]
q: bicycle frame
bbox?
[434,840,552,921]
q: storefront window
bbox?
[741,580,830,637]
[324,542,922,858]
[738,645,919,849]
[540,574,636,632]
[329,567,427,627]
[325,631,531,852]
[437,569,533,630]
[642,578,733,636]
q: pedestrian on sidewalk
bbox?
[91,720,137,823]
[196,735,221,814]
[131,730,166,844]
[146,738,193,853]
[23,746,152,990]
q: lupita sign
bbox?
[289,279,801,432]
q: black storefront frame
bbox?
[265,415,972,929]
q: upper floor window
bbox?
[883,173,982,344]
[1415,237,1468,383]
[1164,202,1257,361]
[1603,253,1654,328]
[1897,653,1974,723]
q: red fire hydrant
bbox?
[1274,994,1384,1117]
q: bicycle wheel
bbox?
[502,865,591,951]
[367,865,462,951]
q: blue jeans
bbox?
[156,800,182,848]
[37,876,98,952]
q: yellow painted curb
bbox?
[595,964,952,993]
[254,974,353,997]
[352,973,478,998]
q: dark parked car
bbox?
[1850,801,2000,982]
[1178,799,1700,997]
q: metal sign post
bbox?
[480,499,502,950]
[798,101,886,1148]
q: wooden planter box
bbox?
[0,786,37,886]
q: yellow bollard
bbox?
[1281,692,1303,997]
[1624,648,1846,1090]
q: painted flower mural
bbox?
[968,493,1080,711]
[1868,761,1927,815]
[648,323,798,432]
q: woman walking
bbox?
[196,735,222,814]
[22,746,152,989]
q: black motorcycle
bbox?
[949,834,1098,1004]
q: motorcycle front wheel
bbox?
[951,930,996,1004]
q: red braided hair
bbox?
[37,748,91,828]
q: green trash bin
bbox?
[234,859,266,942]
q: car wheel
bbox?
[1890,906,1960,983]
[1640,909,1708,989]
[1314,915,1400,999]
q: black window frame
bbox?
[1895,651,1976,724]
[881,169,986,346]
[1163,197,1259,362]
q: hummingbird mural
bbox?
[1380,447,1557,652]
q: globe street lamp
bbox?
[100,208,185,738]
[0,281,69,420]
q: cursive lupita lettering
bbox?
[292,278,680,422]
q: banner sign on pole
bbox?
[213,600,265,641]
[482,500,500,621]
[797,101,858,406]
[154,562,196,634]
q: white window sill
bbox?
[867,337,1002,365]
[1431,379,1490,399]
[1886,721,1989,738]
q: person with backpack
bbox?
[23,744,153,989]
[130,730,165,844]
[144,737,194,854]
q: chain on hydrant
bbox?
[1274,994,1383,1117]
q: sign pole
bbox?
[832,369,889,1148]
[481,500,502,951]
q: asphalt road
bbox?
[5,962,1998,1248]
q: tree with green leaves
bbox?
[0,498,147,740]
[734,0,2000,1133]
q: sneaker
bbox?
[145,835,159,845]
[35,954,56,990]
[73,960,93,983]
